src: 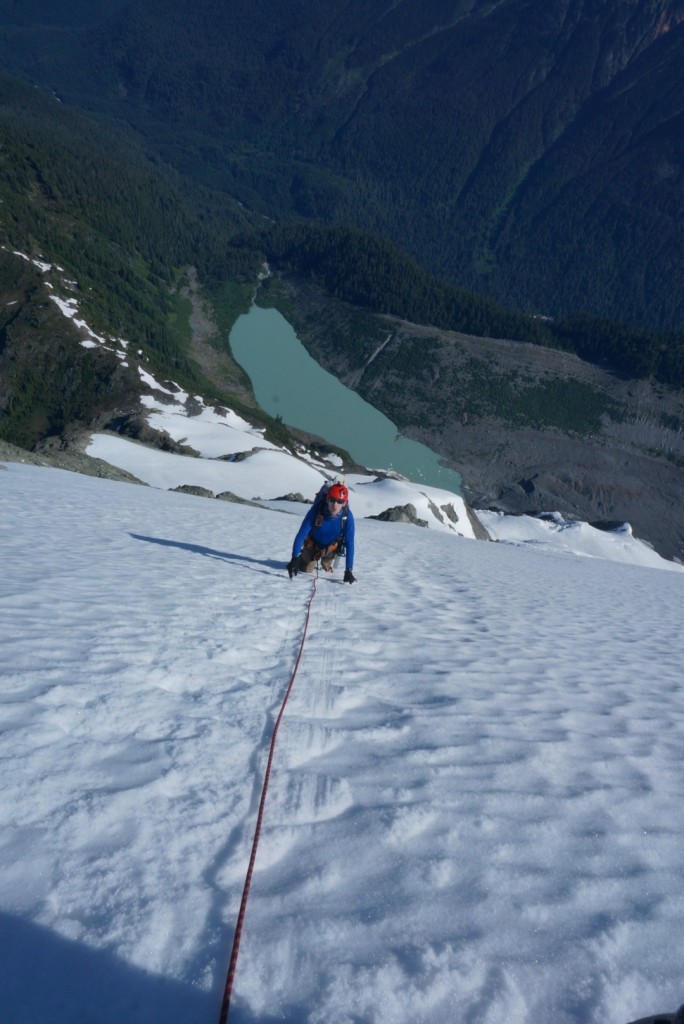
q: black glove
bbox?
[287,557,299,579]
[343,568,356,584]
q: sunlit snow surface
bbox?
[1,456,683,1024]
[4,258,682,1022]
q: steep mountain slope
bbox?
[0,72,267,448]
[0,456,682,1024]
[1,0,682,327]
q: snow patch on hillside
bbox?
[88,365,476,537]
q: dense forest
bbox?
[0,74,264,446]
[251,223,684,389]
[1,51,683,458]
[1,0,681,330]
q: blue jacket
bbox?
[293,501,355,569]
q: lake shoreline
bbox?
[229,304,463,495]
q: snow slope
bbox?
[85,376,478,539]
[1,448,683,1024]
[83,366,681,571]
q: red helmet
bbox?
[327,483,348,503]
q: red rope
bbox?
[218,575,318,1024]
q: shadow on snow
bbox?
[0,912,215,1024]
[130,533,285,574]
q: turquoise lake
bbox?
[229,304,462,493]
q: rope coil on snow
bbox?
[218,575,318,1023]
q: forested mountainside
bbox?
[2,63,683,458]
[1,0,682,330]
[0,73,265,448]
[254,223,684,387]
[0,63,682,561]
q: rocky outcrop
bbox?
[273,492,308,503]
[172,484,215,498]
[215,491,265,507]
[103,413,199,456]
[0,435,144,484]
[368,503,428,528]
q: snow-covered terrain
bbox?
[2,374,683,1024]
[85,373,480,537]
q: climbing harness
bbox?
[218,575,318,1024]
[302,535,339,573]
